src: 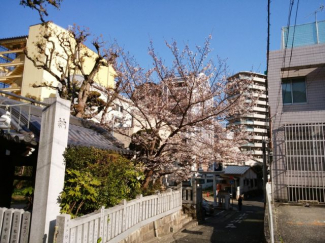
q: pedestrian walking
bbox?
[238,196,243,211]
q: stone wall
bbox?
[120,210,190,243]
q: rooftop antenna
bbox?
[306,5,324,44]
[306,4,324,22]
[315,4,324,22]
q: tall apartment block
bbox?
[228,72,269,165]
[268,20,325,203]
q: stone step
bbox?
[181,216,191,226]
[182,219,198,230]
[180,214,190,221]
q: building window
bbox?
[282,78,307,104]
[114,104,123,113]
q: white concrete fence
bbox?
[0,208,31,243]
[55,188,182,243]
[182,187,195,204]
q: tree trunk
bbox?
[75,82,91,118]
[142,170,154,189]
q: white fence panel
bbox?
[56,188,182,243]
[0,208,31,243]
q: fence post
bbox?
[20,211,31,243]
[99,206,104,240]
[0,207,7,237]
[138,195,143,222]
[1,208,15,243]
[156,192,161,215]
[193,180,197,205]
[56,214,71,243]
[122,200,127,232]
[10,209,24,243]
[166,188,172,210]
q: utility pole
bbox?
[262,139,267,208]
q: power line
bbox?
[274,0,295,119]
[287,0,300,78]
[281,0,295,71]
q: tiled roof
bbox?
[224,166,250,175]
[0,36,28,43]
[0,96,132,155]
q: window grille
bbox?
[284,123,325,202]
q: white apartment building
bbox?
[227,71,269,165]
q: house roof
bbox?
[224,166,251,175]
[0,96,132,155]
[0,36,28,42]
[0,36,28,49]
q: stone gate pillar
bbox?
[29,96,71,243]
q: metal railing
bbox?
[282,20,325,49]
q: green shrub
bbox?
[60,146,143,217]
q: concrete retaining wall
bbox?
[120,209,191,243]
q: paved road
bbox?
[276,205,325,243]
[172,195,266,243]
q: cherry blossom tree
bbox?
[189,122,252,171]
[20,0,63,22]
[109,37,256,188]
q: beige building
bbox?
[0,22,115,101]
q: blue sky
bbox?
[1,0,324,75]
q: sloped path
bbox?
[172,196,266,243]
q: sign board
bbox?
[229,180,234,185]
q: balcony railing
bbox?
[282,20,325,49]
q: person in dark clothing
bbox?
[238,196,243,211]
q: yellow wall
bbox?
[21,22,115,101]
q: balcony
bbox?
[241,143,268,148]
[254,121,269,126]
[0,41,25,95]
[253,135,264,140]
[252,92,267,99]
[253,135,270,141]
[254,128,267,133]
[237,120,254,125]
[253,77,266,83]
[241,143,255,147]
[256,100,268,106]
[242,113,266,119]
[246,127,254,132]
[249,85,266,91]
[253,106,268,113]
[253,150,263,155]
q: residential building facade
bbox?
[228,72,269,165]
[0,22,116,101]
[268,21,325,203]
